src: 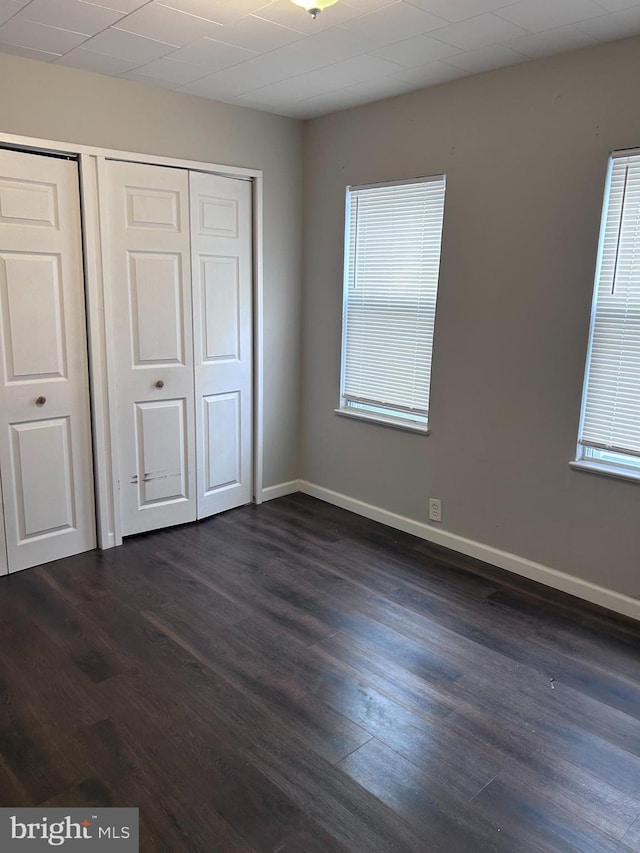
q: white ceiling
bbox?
[1,0,640,118]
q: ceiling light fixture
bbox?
[290,0,340,19]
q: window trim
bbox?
[570,458,640,485]
[573,147,640,482]
[572,444,640,484]
[334,406,430,434]
[337,174,445,433]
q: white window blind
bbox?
[579,150,640,462]
[340,176,446,427]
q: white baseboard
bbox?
[298,480,640,623]
[260,479,302,502]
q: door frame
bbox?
[0,131,265,550]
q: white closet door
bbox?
[0,149,95,572]
[103,160,196,536]
[190,172,253,518]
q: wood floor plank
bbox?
[93,680,342,853]
[76,717,255,853]
[446,705,640,840]
[142,604,373,765]
[470,772,632,853]
[623,815,640,851]
[272,829,347,853]
[5,570,134,685]
[319,629,640,839]
[338,737,522,853]
[244,730,426,853]
[0,600,109,734]
[314,630,455,722]
[217,617,499,799]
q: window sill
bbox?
[569,459,640,485]
[334,407,430,435]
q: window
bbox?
[338,175,446,432]
[575,149,640,480]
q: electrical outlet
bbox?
[429,498,442,523]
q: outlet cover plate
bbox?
[429,498,442,523]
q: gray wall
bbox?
[301,36,640,599]
[0,51,303,489]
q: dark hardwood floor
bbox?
[1,492,640,851]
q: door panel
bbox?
[1,253,66,381]
[0,175,58,227]
[0,149,95,572]
[134,399,189,506]
[129,252,185,365]
[10,418,75,540]
[104,160,196,536]
[203,392,241,492]
[190,173,252,519]
[201,256,240,361]
[126,186,180,230]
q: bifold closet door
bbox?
[0,149,95,572]
[104,160,197,536]
[190,172,253,518]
